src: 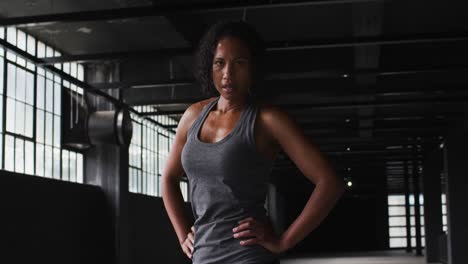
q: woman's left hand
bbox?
[232,217,287,254]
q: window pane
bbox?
[16,67,25,102]
[6,51,16,62]
[62,150,69,181]
[15,101,25,135]
[27,35,36,56]
[77,153,83,183]
[180,181,188,201]
[6,98,15,133]
[390,238,407,248]
[71,62,77,78]
[63,63,70,74]
[36,110,44,143]
[6,27,16,45]
[27,61,35,72]
[54,83,61,115]
[5,135,14,171]
[0,135,2,169]
[45,112,53,146]
[129,168,135,192]
[388,206,406,216]
[389,227,406,237]
[389,217,406,226]
[0,96,2,133]
[70,151,76,182]
[78,65,84,81]
[46,79,53,112]
[158,175,162,196]
[37,41,45,58]
[54,115,60,147]
[15,138,24,173]
[53,147,61,179]
[46,46,54,58]
[36,144,44,176]
[25,105,33,138]
[45,146,52,178]
[17,30,26,51]
[25,71,34,105]
[388,195,405,205]
[158,154,166,175]
[0,57,3,95]
[7,63,15,98]
[37,75,45,110]
[25,141,34,175]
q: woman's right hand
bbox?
[181,225,195,259]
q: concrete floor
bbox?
[281,250,438,264]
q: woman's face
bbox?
[212,36,252,101]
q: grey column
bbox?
[412,157,423,256]
[84,62,130,264]
[423,145,443,263]
[404,160,412,252]
[444,117,468,264]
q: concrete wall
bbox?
[128,194,193,264]
[0,170,196,264]
[0,171,113,263]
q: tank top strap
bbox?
[187,97,220,139]
[238,102,258,147]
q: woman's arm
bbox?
[239,106,344,253]
[261,105,345,251]
[232,105,345,252]
[161,103,200,248]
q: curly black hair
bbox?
[193,20,266,102]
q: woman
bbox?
[162,20,345,264]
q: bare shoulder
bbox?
[257,102,294,128]
[177,97,218,139]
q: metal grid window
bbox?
[441,193,447,232]
[129,110,188,201]
[387,194,425,248]
[0,27,83,182]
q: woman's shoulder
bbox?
[177,97,218,138]
[256,101,289,122]
[186,96,217,117]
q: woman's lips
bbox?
[222,85,235,92]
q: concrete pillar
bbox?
[422,146,443,263]
[84,63,130,264]
[404,160,412,252]
[443,117,468,264]
[412,157,423,256]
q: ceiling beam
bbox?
[0,0,386,27]
[99,65,468,91]
[36,32,468,65]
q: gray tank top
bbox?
[181,96,278,264]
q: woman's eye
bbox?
[214,61,223,66]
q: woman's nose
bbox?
[222,62,233,78]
